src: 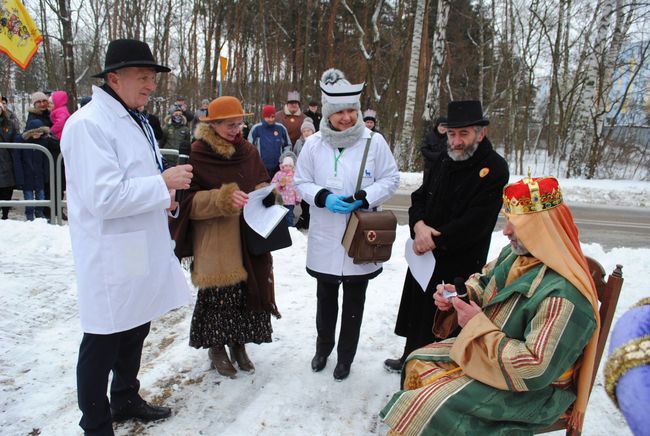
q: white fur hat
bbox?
[320,69,364,120]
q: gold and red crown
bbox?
[503,175,563,215]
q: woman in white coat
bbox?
[294,69,399,380]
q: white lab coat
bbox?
[294,128,399,277]
[61,85,192,334]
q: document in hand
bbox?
[404,238,436,293]
[243,184,288,238]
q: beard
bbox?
[510,239,530,256]
[447,140,479,161]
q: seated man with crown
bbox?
[380,176,600,435]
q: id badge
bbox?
[325,176,344,190]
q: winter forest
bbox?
[3,0,650,179]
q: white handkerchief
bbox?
[404,238,436,293]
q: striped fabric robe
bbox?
[380,246,596,436]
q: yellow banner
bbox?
[0,0,43,70]
[220,56,227,82]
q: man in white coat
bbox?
[61,39,193,435]
[295,68,399,381]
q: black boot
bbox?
[311,354,328,372]
[383,357,405,373]
[333,362,351,381]
[111,400,171,422]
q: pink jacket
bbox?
[271,168,302,206]
[50,91,71,139]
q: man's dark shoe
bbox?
[111,401,171,422]
[384,357,404,373]
[311,354,328,372]
[333,362,351,381]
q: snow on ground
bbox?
[0,214,647,435]
[398,172,650,208]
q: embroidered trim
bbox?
[604,334,650,407]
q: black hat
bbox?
[443,100,489,128]
[92,39,170,78]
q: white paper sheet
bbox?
[243,184,288,238]
[404,238,436,293]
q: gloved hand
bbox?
[343,199,364,213]
[262,191,276,207]
[325,194,353,214]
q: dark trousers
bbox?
[77,322,150,435]
[0,186,12,219]
[315,279,368,365]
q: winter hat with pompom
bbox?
[319,68,364,121]
[300,118,315,133]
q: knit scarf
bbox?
[319,115,366,149]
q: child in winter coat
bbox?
[13,119,57,220]
[271,151,301,227]
[293,118,315,156]
[50,90,71,140]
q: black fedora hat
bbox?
[443,100,489,128]
[92,39,171,78]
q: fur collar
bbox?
[22,125,50,140]
[194,122,236,159]
[163,114,188,126]
[283,105,302,116]
[28,107,48,116]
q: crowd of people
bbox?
[0,80,365,229]
[2,38,608,436]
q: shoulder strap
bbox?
[354,132,373,192]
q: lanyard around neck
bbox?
[333,148,345,176]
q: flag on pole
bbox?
[0,0,43,70]
[220,56,228,83]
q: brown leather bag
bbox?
[342,210,397,264]
[340,133,397,264]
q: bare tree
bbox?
[57,0,78,111]
[393,0,428,170]
[424,0,451,122]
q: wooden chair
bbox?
[536,256,624,435]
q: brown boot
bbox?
[229,344,255,372]
[209,346,237,378]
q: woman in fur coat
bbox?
[170,96,280,378]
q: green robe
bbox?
[380,246,596,435]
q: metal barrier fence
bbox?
[0,142,59,224]
[0,144,180,225]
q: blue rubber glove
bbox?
[346,199,364,212]
[325,194,352,214]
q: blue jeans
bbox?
[23,189,45,221]
[285,205,295,227]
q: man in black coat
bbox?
[384,100,509,372]
[421,116,447,180]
